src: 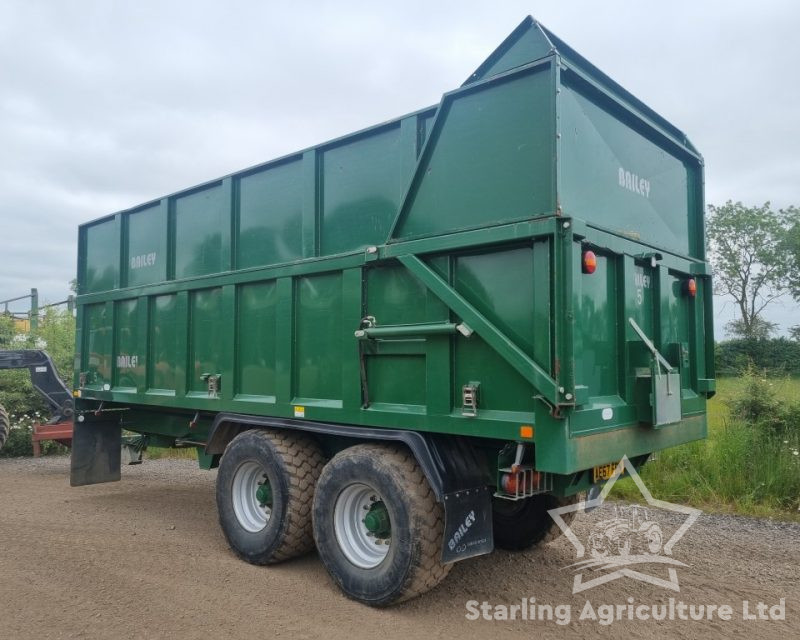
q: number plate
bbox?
[592,461,623,483]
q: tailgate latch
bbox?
[628,318,681,427]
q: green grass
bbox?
[145,446,198,461]
[613,376,800,520]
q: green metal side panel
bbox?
[321,125,406,255]
[451,247,543,414]
[455,248,539,360]
[573,250,618,399]
[237,160,303,269]
[188,288,223,394]
[295,273,343,404]
[237,281,278,401]
[126,203,167,287]
[366,264,430,325]
[559,75,697,257]
[84,302,112,388]
[367,356,426,409]
[148,294,181,393]
[84,219,119,293]
[113,298,144,391]
[364,263,433,410]
[392,64,556,241]
[174,184,227,279]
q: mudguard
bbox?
[70,419,121,486]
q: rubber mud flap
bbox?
[441,485,493,563]
[70,420,121,486]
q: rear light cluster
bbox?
[499,468,542,497]
[581,250,597,274]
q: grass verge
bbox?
[145,446,198,460]
[613,374,800,521]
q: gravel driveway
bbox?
[0,456,796,639]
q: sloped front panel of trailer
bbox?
[391,64,556,241]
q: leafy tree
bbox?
[788,210,800,301]
[706,201,795,339]
[726,317,777,341]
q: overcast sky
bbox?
[1,0,798,336]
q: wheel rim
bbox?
[231,461,272,533]
[333,483,391,569]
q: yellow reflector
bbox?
[520,425,534,439]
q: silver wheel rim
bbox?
[333,483,391,569]
[231,461,271,533]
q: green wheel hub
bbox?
[362,501,391,539]
[256,481,272,508]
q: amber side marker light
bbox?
[520,425,534,439]
[685,278,697,297]
[582,250,597,274]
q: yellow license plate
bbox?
[592,461,623,483]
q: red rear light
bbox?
[582,250,597,274]
[685,278,697,297]
[500,472,518,494]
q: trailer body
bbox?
[71,17,714,598]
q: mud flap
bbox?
[70,420,121,486]
[441,485,493,563]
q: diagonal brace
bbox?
[398,255,561,406]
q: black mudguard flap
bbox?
[70,420,121,486]
[442,485,493,563]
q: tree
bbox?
[706,201,794,340]
[787,209,800,302]
[726,317,777,341]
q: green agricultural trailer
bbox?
[71,17,714,605]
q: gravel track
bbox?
[0,456,797,639]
